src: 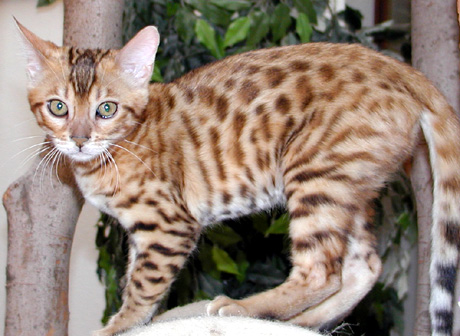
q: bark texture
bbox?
[411,0,460,335]
[64,0,124,49]
[4,1,124,335]
[3,159,83,336]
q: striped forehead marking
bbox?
[68,48,110,94]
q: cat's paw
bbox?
[207,295,249,317]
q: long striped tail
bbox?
[420,92,460,335]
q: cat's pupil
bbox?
[104,104,110,112]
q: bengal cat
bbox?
[17,21,460,336]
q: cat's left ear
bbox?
[116,26,160,86]
[15,18,58,83]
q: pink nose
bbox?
[71,136,89,148]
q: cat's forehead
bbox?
[64,47,113,95]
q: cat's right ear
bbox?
[15,18,57,83]
[116,26,160,86]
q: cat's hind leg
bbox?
[288,218,382,329]
[207,180,360,320]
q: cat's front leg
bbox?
[93,207,201,336]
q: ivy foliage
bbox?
[36,0,57,7]
[122,0,378,83]
[92,0,415,334]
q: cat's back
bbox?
[173,42,417,94]
[166,42,430,128]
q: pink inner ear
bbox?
[25,58,43,79]
[15,19,52,81]
[116,26,160,80]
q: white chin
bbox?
[69,152,97,162]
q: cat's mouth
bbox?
[64,148,102,162]
[53,138,108,162]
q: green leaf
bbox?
[194,289,212,301]
[265,213,290,236]
[270,4,292,42]
[236,251,250,282]
[224,17,251,48]
[210,0,251,11]
[396,212,411,230]
[216,34,225,58]
[281,31,300,46]
[195,19,224,59]
[246,11,270,47]
[175,9,197,45]
[151,64,163,83]
[206,225,242,247]
[296,13,313,43]
[187,0,231,26]
[170,267,194,306]
[212,246,240,275]
[252,213,270,234]
[198,242,220,277]
[293,0,317,24]
[166,2,180,17]
[37,0,56,7]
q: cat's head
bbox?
[17,21,160,162]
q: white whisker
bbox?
[100,74,125,92]
[12,118,39,129]
[42,147,60,189]
[98,151,111,193]
[10,141,51,160]
[42,56,66,87]
[19,145,51,170]
[51,150,63,186]
[123,139,158,154]
[105,149,121,194]
[111,143,156,178]
[11,135,46,143]
[33,147,57,190]
[98,152,106,193]
[0,141,52,173]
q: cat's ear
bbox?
[15,18,58,83]
[116,26,160,86]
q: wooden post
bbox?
[3,160,83,336]
[411,0,460,335]
[3,1,124,335]
[63,0,124,49]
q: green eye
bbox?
[47,100,68,117]
[97,102,118,119]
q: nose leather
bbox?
[71,136,89,148]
